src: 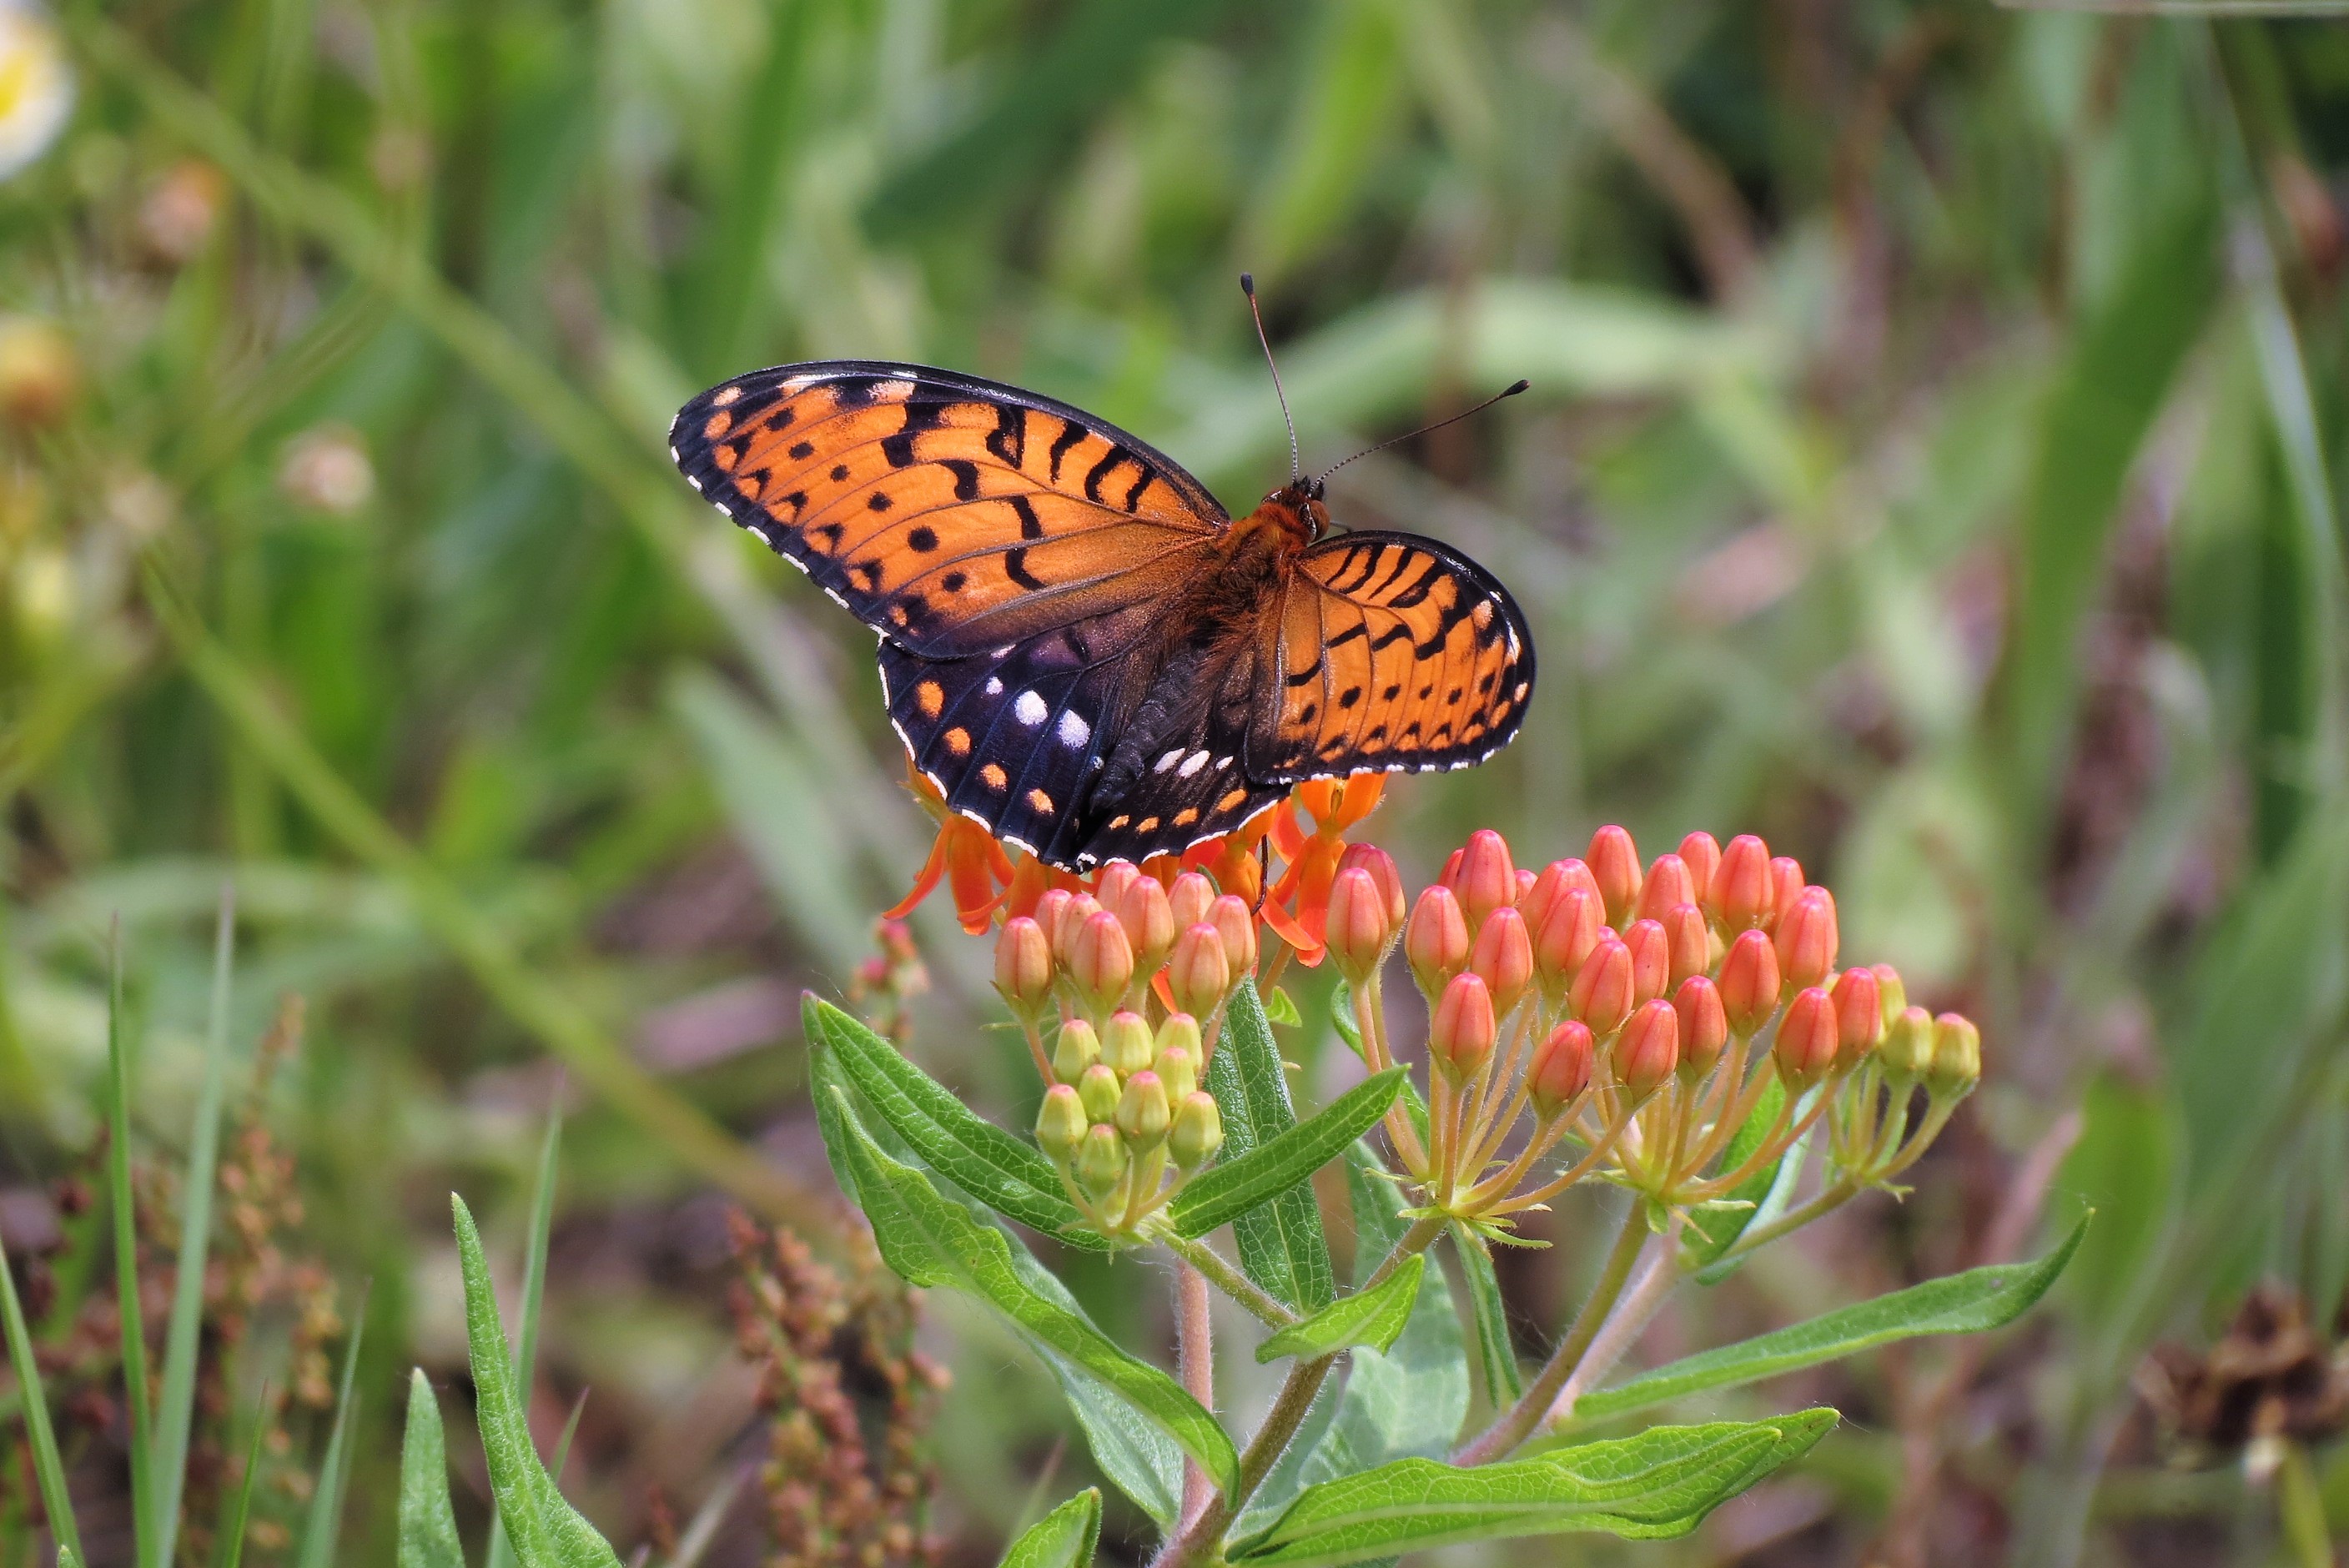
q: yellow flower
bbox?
[0,3,72,182]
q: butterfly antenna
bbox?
[1241,273,1301,485]
[1315,379,1532,485]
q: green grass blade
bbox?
[106,922,158,1561]
[488,1103,564,1568]
[398,1369,465,1568]
[219,1386,272,1568]
[153,884,236,1568]
[0,1225,87,1560]
[294,1284,369,1568]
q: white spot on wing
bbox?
[985,676,1004,696]
[1215,756,1232,770]
[1178,751,1210,777]
[1154,748,1184,773]
[1058,711,1090,748]
[1015,690,1048,726]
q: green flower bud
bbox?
[1154,1045,1197,1103]
[1169,1092,1224,1171]
[1075,1123,1128,1201]
[1156,1012,1203,1063]
[1077,1063,1122,1123]
[1115,1069,1170,1146]
[1881,1006,1934,1083]
[1052,1019,1100,1087]
[1926,1013,1981,1099]
[1102,1009,1156,1078]
[1034,1084,1087,1162]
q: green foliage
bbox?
[1203,983,1336,1310]
[1256,1254,1425,1364]
[998,1489,1103,1568]
[397,1371,466,1568]
[1171,1068,1405,1240]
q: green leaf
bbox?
[452,1196,626,1568]
[1684,1077,1788,1277]
[104,931,157,1563]
[295,1285,367,1568]
[0,1224,83,1562]
[1257,1254,1426,1364]
[1263,986,1305,1028]
[1453,1224,1524,1408]
[399,1370,466,1568]
[832,1098,1240,1497]
[219,1395,269,1568]
[1231,1413,1838,1565]
[489,1104,565,1568]
[806,996,1104,1249]
[1568,1215,2088,1425]
[1200,982,1336,1309]
[998,1489,1102,1568]
[1172,1068,1403,1241]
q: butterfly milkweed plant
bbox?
[791,788,2085,1568]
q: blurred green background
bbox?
[3,1,2348,1564]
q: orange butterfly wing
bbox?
[669,361,1227,658]
[1251,531,1535,783]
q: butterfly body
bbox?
[672,361,1533,870]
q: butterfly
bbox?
[669,355,1535,871]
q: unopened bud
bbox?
[1033,888,1076,957]
[1617,999,1680,1095]
[1773,988,1839,1088]
[1437,847,1466,897]
[1169,871,1216,932]
[1927,1013,1981,1098]
[1882,1007,1934,1083]
[1870,962,1907,1028]
[1587,825,1642,928]
[1077,1063,1123,1123]
[1527,1020,1595,1116]
[1068,910,1135,1014]
[1829,968,1883,1071]
[1169,1092,1225,1170]
[1336,842,1407,929]
[1636,854,1698,924]
[1102,1011,1156,1078]
[1622,918,1669,1007]
[1406,885,1471,998]
[1516,867,1537,903]
[1114,874,1177,974]
[1520,859,1601,942]
[1718,928,1781,1036]
[1155,1045,1198,1103]
[1326,867,1394,984]
[1075,1123,1128,1200]
[1677,833,1723,903]
[1672,975,1728,1080]
[1035,1084,1088,1161]
[1209,894,1258,979]
[1094,861,1142,917]
[1051,893,1103,965]
[1766,858,1805,929]
[1532,886,1602,998]
[1428,972,1497,1079]
[1168,923,1232,1017]
[1051,1019,1100,1086]
[1708,835,1773,930]
[1455,830,1517,933]
[1773,887,1838,991]
[1115,1070,1171,1145]
[1662,902,1710,989]
[1569,936,1635,1035]
[1157,1012,1203,1066]
[994,917,1055,1022]
[1469,905,1533,1019]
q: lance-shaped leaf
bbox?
[1256,1254,1426,1364]
[998,1490,1102,1568]
[1202,983,1337,1308]
[1172,1068,1404,1241]
[398,1369,465,1568]
[805,996,1106,1249]
[1231,1412,1837,1565]
[833,1098,1240,1495]
[1567,1215,2089,1425]
[1453,1224,1524,1407]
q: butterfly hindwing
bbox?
[672,362,1228,659]
[1071,642,1285,868]
[1250,530,1534,784]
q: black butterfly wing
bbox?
[1067,641,1286,868]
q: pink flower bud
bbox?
[1466,903,1533,1020]
[1406,884,1471,998]
[1336,842,1407,929]
[1067,909,1134,1014]
[1168,922,1232,1017]
[1622,918,1669,1008]
[1773,887,1838,991]
[1519,858,1600,942]
[1168,871,1216,932]
[1587,825,1642,928]
[1210,893,1259,980]
[1927,1013,1981,1098]
[1033,888,1076,957]
[1455,829,1517,934]
[1766,857,1805,929]
[1773,987,1839,1088]
[1636,853,1698,924]
[1672,975,1728,1080]
[1677,833,1722,905]
[1527,1020,1595,1116]
[994,917,1055,1022]
[1616,998,1680,1095]
[1708,835,1773,930]
[1662,902,1710,989]
[1515,867,1537,903]
[1568,936,1634,1036]
[1829,967,1883,1071]
[1428,972,1497,1080]
[1531,886,1602,998]
[1718,928,1781,1037]
[1326,867,1394,985]
[1052,893,1104,967]
[1114,873,1177,975]
[1094,860,1142,917]
[1437,847,1466,897]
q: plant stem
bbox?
[1163,1234,1298,1329]
[1174,1259,1215,1535]
[1539,1214,1684,1432]
[1708,1177,1857,1267]
[2278,1441,2334,1568]
[1452,1203,1648,1465]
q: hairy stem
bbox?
[1175,1259,1216,1534]
[1539,1213,1685,1432]
[1163,1234,1298,1329]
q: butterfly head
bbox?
[1263,476,1330,542]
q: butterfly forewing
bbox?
[671,362,1228,659]
[1251,531,1535,783]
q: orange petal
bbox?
[883,827,953,920]
[1260,896,1322,963]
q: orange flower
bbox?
[884,761,1017,935]
[1264,775,1386,964]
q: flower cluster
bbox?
[1325,826,1980,1230]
